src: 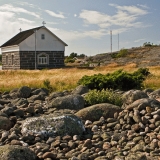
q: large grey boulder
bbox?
[72,85,89,95]
[126,98,160,111]
[21,114,85,137]
[75,103,122,121]
[0,144,37,160]
[122,90,148,108]
[49,94,85,110]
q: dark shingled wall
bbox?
[2,51,65,70]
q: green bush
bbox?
[78,68,150,91]
[111,49,128,58]
[84,89,123,107]
[64,57,75,63]
[43,79,54,92]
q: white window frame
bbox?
[38,53,49,65]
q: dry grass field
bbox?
[0,64,160,92]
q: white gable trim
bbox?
[1,45,19,53]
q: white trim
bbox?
[1,45,19,53]
[37,52,49,65]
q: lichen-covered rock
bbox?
[21,114,85,137]
[122,90,148,108]
[0,116,11,130]
[72,85,89,95]
[18,86,31,98]
[0,144,37,160]
[75,103,122,121]
[49,94,85,110]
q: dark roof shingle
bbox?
[1,26,42,47]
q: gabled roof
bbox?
[1,26,67,47]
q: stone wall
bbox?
[2,51,65,70]
[2,52,20,70]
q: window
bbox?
[38,53,48,65]
[41,34,45,40]
[6,55,8,65]
[11,55,14,65]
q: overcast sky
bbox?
[0,0,160,56]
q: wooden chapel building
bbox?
[0,26,68,70]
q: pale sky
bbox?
[0,0,160,56]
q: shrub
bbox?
[64,57,75,63]
[78,68,150,91]
[111,49,128,58]
[43,79,54,92]
[84,89,123,107]
[117,49,128,57]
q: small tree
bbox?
[69,52,78,58]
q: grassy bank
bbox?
[0,65,160,92]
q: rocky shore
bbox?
[0,85,160,160]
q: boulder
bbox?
[1,107,14,116]
[125,152,147,160]
[49,94,85,110]
[0,144,37,160]
[11,98,28,106]
[27,94,45,103]
[21,114,85,137]
[126,98,160,111]
[149,88,160,99]
[122,90,148,108]
[0,116,11,130]
[75,103,122,121]
[31,88,49,96]
[9,88,19,99]
[0,99,10,105]
[72,85,89,95]
[18,86,31,98]
[47,91,65,102]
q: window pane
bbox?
[41,34,45,40]
[38,53,48,64]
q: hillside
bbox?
[82,46,160,67]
